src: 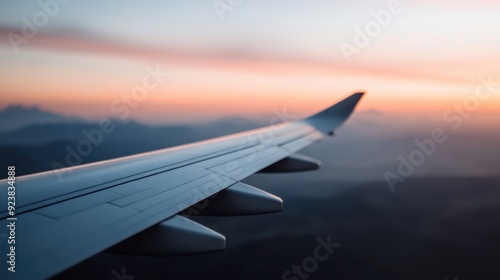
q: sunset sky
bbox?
[0,0,499,124]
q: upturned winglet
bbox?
[303,92,365,134]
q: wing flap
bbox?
[280,132,323,153]
[207,146,290,180]
[34,190,122,219]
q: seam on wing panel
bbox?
[109,166,212,208]
[129,174,219,212]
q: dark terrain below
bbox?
[54,177,500,280]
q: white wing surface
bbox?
[0,92,364,279]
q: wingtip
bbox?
[303,91,365,133]
[352,91,365,99]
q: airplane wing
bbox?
[0,92,364,279]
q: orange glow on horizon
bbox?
[1,26,499,123]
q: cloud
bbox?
[0,26,481,86]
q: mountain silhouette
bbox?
[0,105,82,133]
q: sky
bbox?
[0,0,499,124]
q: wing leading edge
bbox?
[0,92,364,279]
